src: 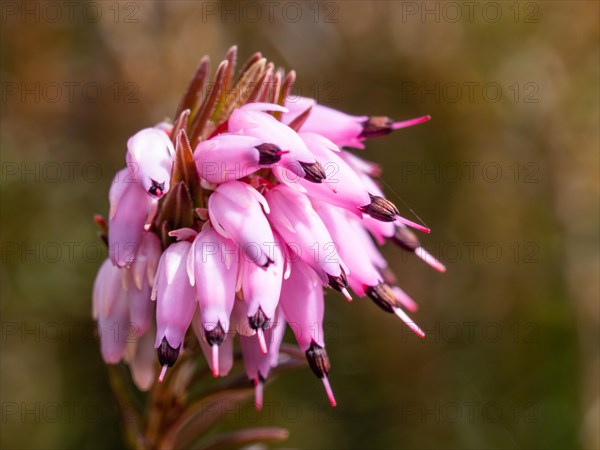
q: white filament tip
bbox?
[393,308,425,338]
[211,344,219,377]
[321,375,337,407]
[158,364,168,383]
[257,328,268,355]
[415,247,446,273]
[341,287,353,302]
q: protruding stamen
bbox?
[158,364,168,383]
[391,115,431,130]
[393,308,425,338]
[415,247,446,273]
[360,194,399,222]
[257,328,268,355]
[299,161,327,183]
[391,286,418,313]
[321,375,337,407]
[211,344,219,377]
[394,216,431,234]
[256,143,285,165]
[254,377,264,410]
[340,287,353,302]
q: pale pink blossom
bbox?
[94,75,443,408]
[153,239,196,381]
[229,103,325,182]
[265,184,351,299]
[284,96,430,149]
[108,168,157,268]
[208,181,275,268]
[187,224,239,376]
[279,259,337,406]
[126,127,175,198]
[93,259,129,364]
[194,133,284,184]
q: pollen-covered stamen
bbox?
[366,282,398,313]
[305,342,331,379]
[299,161,327,183]
[392,227,420,252]
[256,143,285,165]
[157,337,180,382]
[148,179,165,197]
[359,116,395,139]
[359,194,400,222]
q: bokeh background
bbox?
[1,1,598,449]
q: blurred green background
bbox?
[1,1,598,449]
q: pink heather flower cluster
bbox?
[93,97,444,407]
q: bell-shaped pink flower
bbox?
[229,103,323,182]
[241,234,286,353]
[284,96,366,148]
[126,127,175,198]
[123,232,161,336]
[108,168,157,268]
[93,259,130,364]
[284,96,431,149]
[194,133,285,184]
[265,185,350,299]
[313,200,382,297]
[124,328,156,391]
[152,240,196,381]
[279,259,336,406]
[295,132,371,215]
[188,224,239,376]
[207,181,275,268]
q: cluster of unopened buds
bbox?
[93,47,445,409]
